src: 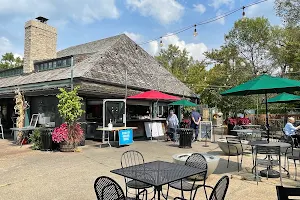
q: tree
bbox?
[155,44,192,81]
[0,52,23,70]
[275,0,300,25]
[225,17,273,74]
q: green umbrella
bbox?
[169,99,198,107]
[221,74,300,96]
[220,74,300,142]
[268,92,300,103]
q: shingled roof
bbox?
[0,34,194,97]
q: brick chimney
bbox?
[23,17,57,74]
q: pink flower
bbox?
[52,122,84,144]
[52,123,69,143]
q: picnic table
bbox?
[111,160,205,200]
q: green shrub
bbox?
[30,129,41,150]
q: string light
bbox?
[242,6,246,21]
[193,25,198,37]
[160,37,163,47]
[137,0,267,46]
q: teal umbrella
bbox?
[168,99,198,107]
[220,74,300,142]
[268,93,300,103]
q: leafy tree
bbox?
[225,17,273,74]
[275,0,300,25]
[0,52,23,70]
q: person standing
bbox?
[166,109,179,141]
[191,107,201,142]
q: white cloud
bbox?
[193,4,206,14]
[0,37,12,57]
[216,10,225,25]
[246,0,281,25]
[209,0,234,9]
[0,0,120,24]
[124,32,143,43]
[126,0,184,24]
[147,35,208,61]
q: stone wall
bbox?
[23,20,57,74]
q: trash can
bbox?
[178,128,193,148]
[40,128,53,151]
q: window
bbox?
[62,59,67,66]
[66,58,72,66]
[48,62,52,69]
[53,61,57,68]
[57,60,62,67]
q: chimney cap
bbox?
[36,16,48,23]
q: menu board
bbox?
[200,121,212,141]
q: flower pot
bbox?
[59,141,75,152]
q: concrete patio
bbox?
[0,137,299,200]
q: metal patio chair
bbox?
[94,176,147,200]
[167,153,210,200]
[174,175,230,200]
[283,135,300,180]
[226,137,244,172]
[121,150,152,197]
[254,145,282,185]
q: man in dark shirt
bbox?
[190,107,201,141]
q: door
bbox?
[103,99,126,127]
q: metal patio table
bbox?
[111,160,205,200]
[249,141,291,178]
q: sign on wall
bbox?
[119,129,133,146]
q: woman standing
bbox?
[166,109,179,141]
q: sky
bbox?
[0,0,281,61]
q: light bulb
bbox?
[242,6,246,21]
[160,37,163,47]
[193,25,198,37]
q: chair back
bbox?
[121,150,145,168]
[29,114,39,128]
[185,153,207,180]
[94,176,126,200]
[277,186,300,200]
[121,150,145,184]
[256,145,281,156]
[209,175,230,200]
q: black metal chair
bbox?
[167,153,210,200]
[94,176,147,200]
[121,150,152,197]
[226,137,244,172]
[254,145,282,185]
[283,135,300,181]
[276,185,300,200]
[173,175,230,200]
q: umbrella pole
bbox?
[265,93,270,143]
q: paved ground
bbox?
[0,136,299,200]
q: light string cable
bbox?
[138,0,268,46]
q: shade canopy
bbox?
[221,74,300,96]
[127,90,180,100]
[267,92,300,103]
[169,99,197,107]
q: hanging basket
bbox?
[59,141,75,152]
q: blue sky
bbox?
[0,0,281,61]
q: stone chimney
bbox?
[23,17,57,74]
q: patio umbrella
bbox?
[168,99,197,107]
[220,74,300,142]
[127,90,180,100]
[267,92,300,103]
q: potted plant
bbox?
[52,86,84,152]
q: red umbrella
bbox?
[127,90,180,100]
